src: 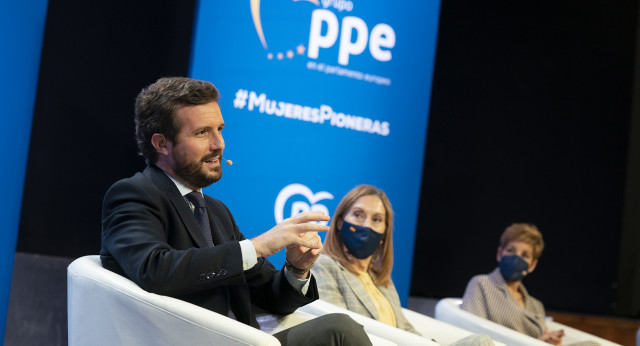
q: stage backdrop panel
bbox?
[190,0,440,305]
[0,0,48,340]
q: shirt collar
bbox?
[163,171,201,197]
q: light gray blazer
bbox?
[460,267,547,338]
[311,254,418,334]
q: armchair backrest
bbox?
[67,255,281,346]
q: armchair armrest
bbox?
[68,255,280,346]
[435,298,620,346]
[299,299,438,346]
[401,307,506,346]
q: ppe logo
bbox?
[274,183,334,225]
[250,0,396,67]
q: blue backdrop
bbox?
[191,0,440,305]
[0,0,48,340]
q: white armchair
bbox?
[67,255,310,346]
[401,307,505,346]
[299,299,436,345]
[299,299,506,346]
[434,298,621,346]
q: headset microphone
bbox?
[222,157,233,166]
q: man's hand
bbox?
[251,211,329,259]
[539,329,564,346]
[285,231,323,279]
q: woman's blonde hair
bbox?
[500,223,545,260]
[323,184,394,286]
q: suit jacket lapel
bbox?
[489,269,521,325]
[144,165,210,248]
[519,284,542,323]
[343,269,379,319]
[490,268,542,328]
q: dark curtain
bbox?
[17,0,196,257]
[412,0,637,317]
[617,6,640,316]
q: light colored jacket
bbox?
[461,267,547,337]
[311,254,418,334]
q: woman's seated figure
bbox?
[312,184,493,346]
[461,223,599,346]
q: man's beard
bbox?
[174,152,222,189]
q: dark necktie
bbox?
[185,191,215,247]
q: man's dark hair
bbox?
[134,77,220,163]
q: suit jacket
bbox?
[100,164,318,328]
[460,267,547,338]
[311,254,418,334]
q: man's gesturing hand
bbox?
[285,231,323,278]
[250,211,330,258]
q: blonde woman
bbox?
[312,185,493,345]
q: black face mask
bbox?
[339,220,383,259]
[499,255,530,282]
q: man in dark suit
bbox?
[100,77,371,345]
